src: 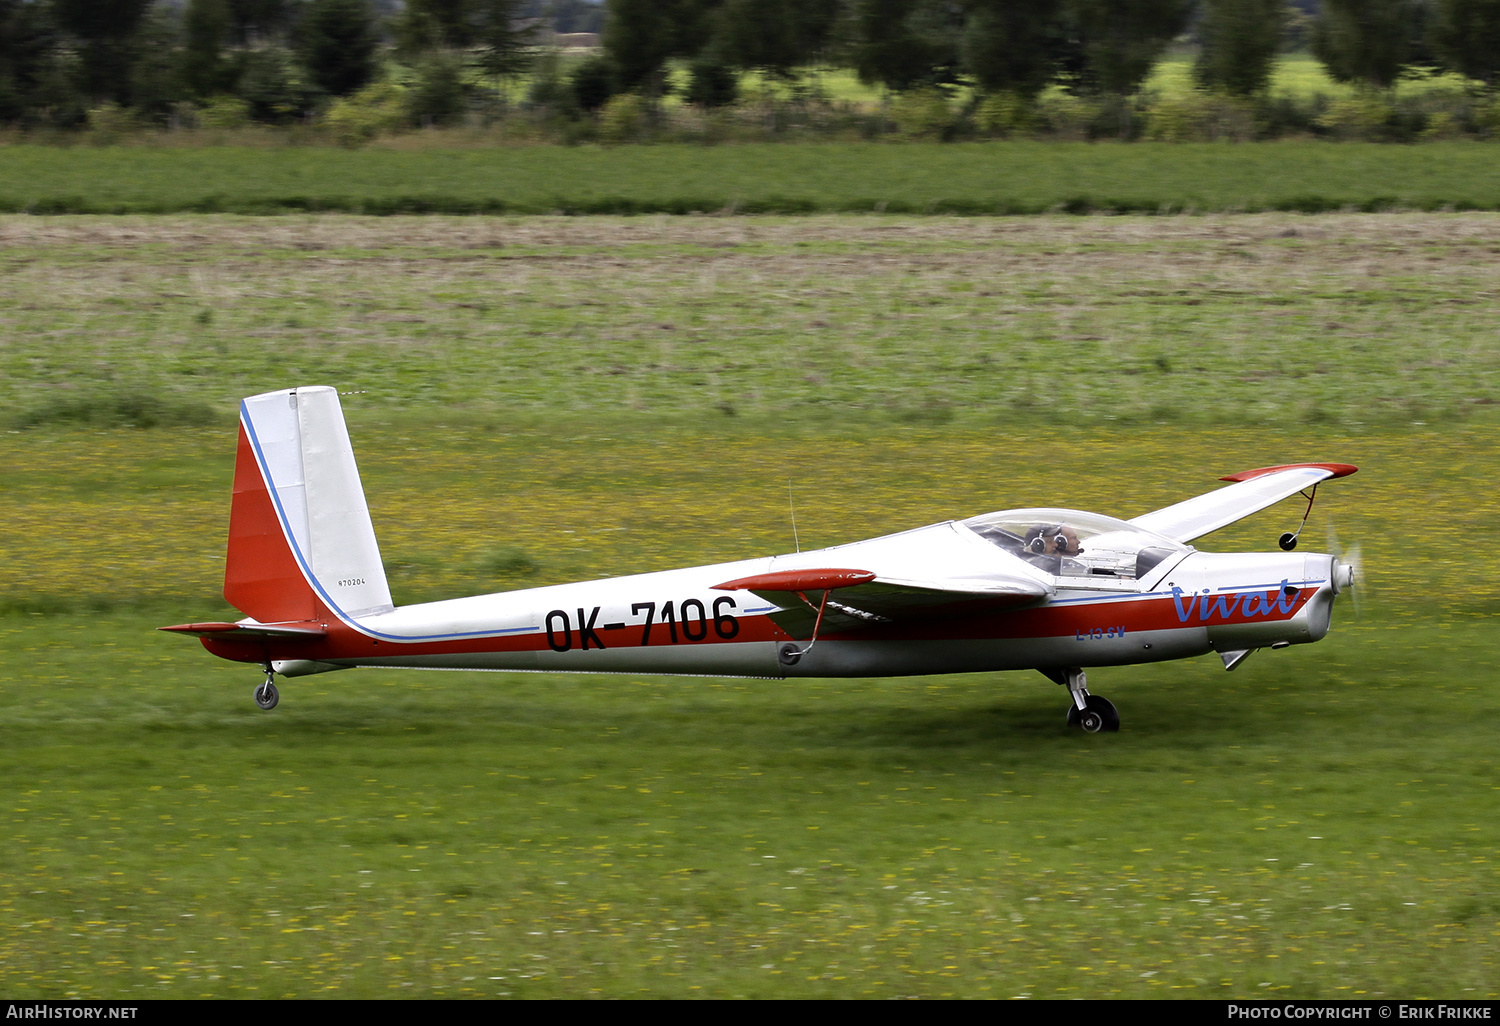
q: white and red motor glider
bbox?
[163,387,1359,732]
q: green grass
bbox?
[3,142,1500,216]
[2,423,1497,998]
[2,214,1498,439]
[2,212,1498,997]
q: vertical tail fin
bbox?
[225,387,394,623]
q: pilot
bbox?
[1024,523,1082,557]
[1023,523,1085,574]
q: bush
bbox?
[322,81,409,145]
[598,93,647,142]
[570,55,618,113]
[86,102,139,142]
[409,55,469,128]
[1035,93,1098,140]
[238,47,308,124]
[1142,90,1256,142]
[525,50,577,118]
[685,58,738,109]
[1420,111,1461,140]
[1256,93,1320,138]
[974,92,1036,137]
[1317,94,1393,140]
[199,95,252,130]
[1476,98,1500,139]
[890,87,955,140]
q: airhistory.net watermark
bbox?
[5,1007,137,1020]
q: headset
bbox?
[1026,524,1068,554]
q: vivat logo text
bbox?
[1172,581,1300,623]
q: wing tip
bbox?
[1219,462,1358,483]
[713,568,877,592]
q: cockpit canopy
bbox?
[960,508,1190,581]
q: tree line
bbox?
[1,0,1498,134]
[611,0,1498,104]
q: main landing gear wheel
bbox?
[1066,694,1120,733]
[254,678,279,711]
[1051,667,1121,734]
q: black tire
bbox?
[254,681,279,711]
[1084,694,1119,732]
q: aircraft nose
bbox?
[1332,558,1355,594]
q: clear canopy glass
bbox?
[960,508,1189,581]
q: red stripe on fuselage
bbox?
[838,587,1312,643]
[202,587,1311,666]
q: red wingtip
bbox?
[1219,463,1358,483]
[713,568,877,592]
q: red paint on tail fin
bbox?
[223,422,321,623]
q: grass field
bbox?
[3,143,1500,216]
[2,213,1498,998]
[3,214,1498,445]
[2,422,1497,998]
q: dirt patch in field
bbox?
[6,211,1500,251]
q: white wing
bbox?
[712,521,1055,639]
[1129,463,1358,544]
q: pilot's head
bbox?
[1026,524,1082,557]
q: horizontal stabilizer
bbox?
[159,621,327,639]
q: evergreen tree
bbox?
[961,0,1067,98]
[52,0,155,104]
[847,0,963,92]
[712,0,840,78]
[182,0,233,98]
[1311,0,1424,90]
[1062,0,1194,96]
[296,0,380,97]
[602,0,698,94]
[238,45,311,122]
[397,0,479,49]
[226,0,294,44]
[472,0,537,82]
[131,2,188,121]
[569,53,618,110]
[685,54,736,106]
[410,51,470,124]
[1432,0,1500,88]
[0,0,59,123]
[1194,0,1286,96]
